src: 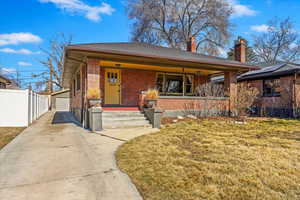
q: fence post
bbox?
[26,89,30,126]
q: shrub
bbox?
[236,83,259,116]
[195,82,225,97]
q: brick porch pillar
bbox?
[86,58,100,92]
[84,58,100,128]
[224,72,237,116]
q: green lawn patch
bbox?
[0,127,25,149]
[116,118,300,200]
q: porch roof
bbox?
[62,42,260,88]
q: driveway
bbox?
[0,112,157,200]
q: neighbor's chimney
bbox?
[187,37,196,53]
[234,38,246,63]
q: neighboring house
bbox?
[62,38,258,125]
[238,62,300,117]
[0,75,19,89]
[51,89,70,111]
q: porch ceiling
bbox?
[100,60,220,75]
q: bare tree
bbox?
[252,18,300,64]
[34,33,72,92]
[127,0,233,56]
[195,82,225,97]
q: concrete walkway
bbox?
[0,112,157,200]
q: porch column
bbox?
[86,58,101,92]
[224,72,237,116]
[85,58,101,128]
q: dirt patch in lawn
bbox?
[116,118,300,200]
[0,127,25,149]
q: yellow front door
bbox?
[105,69,121,105]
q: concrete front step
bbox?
[102,111,144,117]
[103,120,151,129]
[103,116,147,122]
[102,110,151,129]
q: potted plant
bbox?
[87,88,101,107]
[145,89,159,108]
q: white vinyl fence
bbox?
[0,89,49,127]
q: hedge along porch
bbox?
[62,40,258,125]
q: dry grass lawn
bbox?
[116,118,300,200]
[0,127,25,149]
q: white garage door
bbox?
[56,98,70,111]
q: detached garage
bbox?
[51,89,70,111]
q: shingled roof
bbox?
[239,62,300,81]
[65,42,258,70]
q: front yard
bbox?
[0,127,25,149]
[116,118,300,200]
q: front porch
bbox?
[62,42,258,128]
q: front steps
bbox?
[102,110,151,129]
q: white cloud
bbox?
[289,43,298,49]
[0,33,42,46]
[218,47,228,58]
[0,68,16,74]
[18,61,32,66]
[0,48,40,55]
[38,0,115,22]
[229,0,257,18]
[251,24,270,33]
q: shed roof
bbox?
[51,89,70,96]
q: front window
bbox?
[156,73,194,96]
[263,78,280,97]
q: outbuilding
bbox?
[51,89,70,111]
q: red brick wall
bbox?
[70,59,100,113]
[194,74,209,86]
[71,66,83,110]
[121,69,156,106]
[87,59,100,90]
[295,75,300,108]
[245,76,294,109]
[157,97,229,111]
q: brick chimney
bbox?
[234,38,246,63]
[187,37,196,53]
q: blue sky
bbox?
[0,0,300,88]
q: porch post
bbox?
[86,58,101,91]
[224,72,237,116]
[85,58,101,128]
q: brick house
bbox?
[62,38,258,125]
[238,62,300,117]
